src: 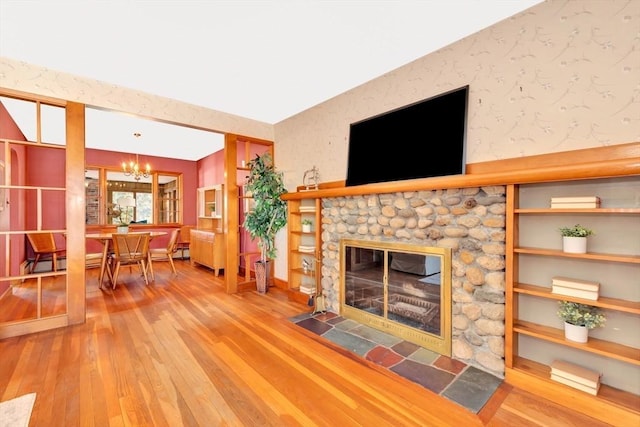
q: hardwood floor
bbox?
[0,260,616,426]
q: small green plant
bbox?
[302,219,312,225]
[559,224,594,237]
[557,301,606,329]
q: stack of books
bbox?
[299,283,316,295]
[299,206,316,213]
[298,245,316,253]
[550,359,601,395]
[550,196,600,209]
[551,276,600,300]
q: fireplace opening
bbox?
[340,239,452,356]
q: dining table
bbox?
[86,231,167,286]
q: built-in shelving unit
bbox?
[287,197,322,307]
[506,176,640,424]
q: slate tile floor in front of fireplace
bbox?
[290,311,503,414]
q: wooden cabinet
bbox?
[190,229,226,276]
[193,185,225,275]
[506,176,640,424]
[287,198,322,307]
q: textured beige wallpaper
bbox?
[274,0,640,189]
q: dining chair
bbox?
[26,232,66,273]
[148,228,180,280]
[176,225,193,259]
[109,232,151,289]
[85,252,104,269]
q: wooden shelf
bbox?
[514,247,640,264]
[291,267,316,276]
[506,357,640,424]
[514,283,640,314]
[513,320,640,365]
[516,208,640,214]
[291,230,315,236]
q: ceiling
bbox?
[0,0,541,161]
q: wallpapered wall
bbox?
[274,0,639,190]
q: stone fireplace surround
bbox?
[320,186,507,377]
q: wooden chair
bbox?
[109,233,151,289]
[85,252,104,269]
[175,225,193,259]
[148,228,180,280]
[27,232,66,273]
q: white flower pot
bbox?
[116,225,129,234]
[564,321,589,343]
[563,236,587,254]
[302,224,312,233]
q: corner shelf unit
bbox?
[506,176,640,424]
[287,198,322,307]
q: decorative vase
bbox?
[562,236,587,254]
[564,321,589,343]
[254,260,271,294]
[117,225,129,234]
[302,224,311,233]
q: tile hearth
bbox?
[290,311,502,414]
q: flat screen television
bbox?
[345,85,468,187]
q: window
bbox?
[86,168,181,225]
[158,174,180,224]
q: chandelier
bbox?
[122,132,151,181]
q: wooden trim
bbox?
[282,142,640,201]
[0,88,67,107]
[224,134,240,294]
[467,142,640,175]
[66,102,86,324]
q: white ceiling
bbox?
[0,0,541,161]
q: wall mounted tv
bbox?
[345,85,468,187]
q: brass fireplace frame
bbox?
[340,239,452,356]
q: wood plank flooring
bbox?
[0,260,616,426]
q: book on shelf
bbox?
[551,285,599,300]
[298,206,316,212]
[299,284,315,295]
[551,202,600,209]
[550,360,601,388]
[550,196,600,203]
[550,373,600,395]
[298,245,316,252]
[551,276,600,291]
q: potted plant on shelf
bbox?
[243,152,288,293]
[559,224,594,254]
[557,300,606,343]
[302,218,312,233]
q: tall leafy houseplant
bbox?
[243,152,288,293]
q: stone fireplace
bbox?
[320,186,507,377]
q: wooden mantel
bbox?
[282,142,640,201]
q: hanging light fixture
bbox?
[122,132,151,180]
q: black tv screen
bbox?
[345,86,468,187]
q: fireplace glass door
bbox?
[341,239,451,356]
